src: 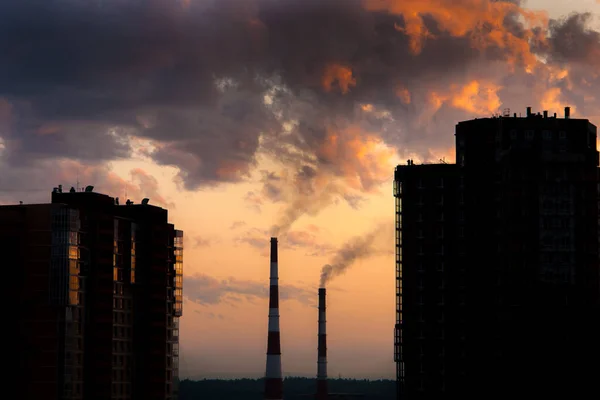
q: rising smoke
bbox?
[319,224,388,287]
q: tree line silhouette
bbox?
[179,377,395,399]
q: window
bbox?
[543,130,552,139]
[69,246,79,260]
[559,130,567,139]
[437,227,444,238]
[525,130,534,140]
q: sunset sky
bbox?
[1,0,600,379]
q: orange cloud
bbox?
[363,0,548,69]
[539,87,576,116]
[318,124,397,192]
[428,79,502,115]
[548,66,570,85]
[322,64,357,94]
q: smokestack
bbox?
[526,106,532,117]
[565,106,571,119]
[316,288,328,400]
[543,110,548,118]
[265,238,283,400]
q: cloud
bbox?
[234,226,334,257]
[0,157,170,207]
[194,310,226,320]
[243,190,264,213]
[229,221,247,230]
[184,274,315,307]
[234,228,270,251]
[129,168,174,208]
[306,224,320,233]
[282,229,334,257]
[1,0,599,228]
[192,235,213,248]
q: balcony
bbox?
[394,324,402,363]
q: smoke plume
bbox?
[320,224,387,287]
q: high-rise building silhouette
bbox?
[394,108,600,399]
[2,187,183,400]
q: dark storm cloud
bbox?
[547,13,600,65]
[0,0,272,185]
[1,0,599,212]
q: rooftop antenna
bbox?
[76,170,80,192]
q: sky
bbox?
[1,0,600,379]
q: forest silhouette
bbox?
[179,377,395,399]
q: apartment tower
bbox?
[394,108,600,399]
[3,188,183,400]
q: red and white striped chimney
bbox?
[264,237,283,400]
[316,288,328,400]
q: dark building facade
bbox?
[394,108,600,399]
[3,188,183,400]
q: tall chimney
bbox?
[265,238,283,400]
[526,106,532,117]
[316,288,328,400]
[565,106,571,119]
